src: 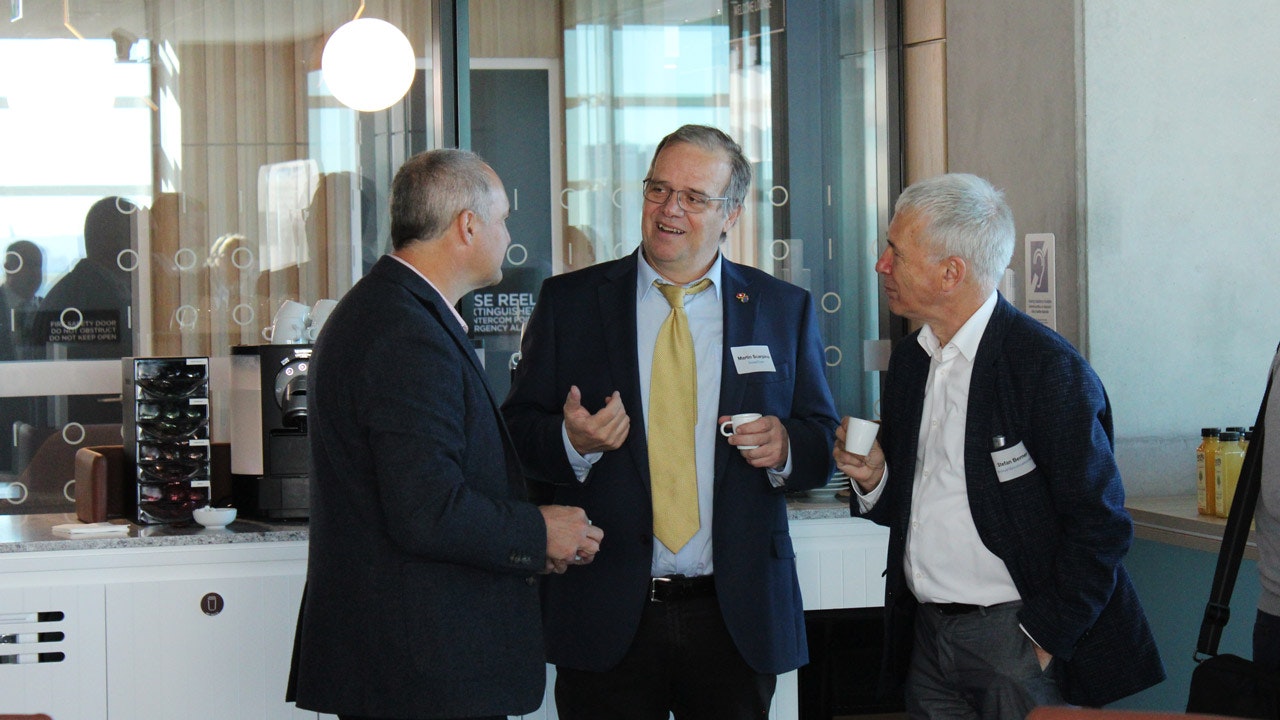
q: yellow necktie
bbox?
[649,278,712,553]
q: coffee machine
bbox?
[230,344,311,519]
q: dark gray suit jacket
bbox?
[287,256,549,718]
[502,251,839,675]
[861,295,1164,707]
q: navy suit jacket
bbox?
[287,256,549,718]
[861,295,1164,707]
[502,251,839,675]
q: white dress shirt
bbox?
[856,292,1020,606]
[904,291,1020,606]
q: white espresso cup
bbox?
[307,299,338,341]
[264,300,310,344]
[843,416,879,456]
[719,412,764,450]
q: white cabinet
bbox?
[104,551,314,720]
[0,583,108,719]
[793,516,890,611]
[0,541,323,720]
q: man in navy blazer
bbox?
[835,173,1163,717]
[287,149,602,720]
[503,125,839,719]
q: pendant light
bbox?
[321,2,416,112]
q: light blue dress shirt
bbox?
[561,252,790,576]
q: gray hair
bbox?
[390,149,498,250]
[646,124,752,212]
[894,173,1014,293]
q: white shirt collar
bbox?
[918,290,999,362]
[389,254,469,333]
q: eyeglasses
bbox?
[642,181,731,214]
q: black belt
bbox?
[925,602,983,615]
[649,575,716,603]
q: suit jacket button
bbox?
[525,576,537,586]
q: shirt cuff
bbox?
[852,464,888,512]
[765,440,794,487]
[562,422,601,482]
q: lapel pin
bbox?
[736,292,749,303]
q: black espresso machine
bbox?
[230,344,311,519]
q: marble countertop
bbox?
[0,495,851,554]
[0,512,309,554]
[5,493,1227,556]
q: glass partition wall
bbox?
[473,0,898,415]
[0,0,896,515]
[0,0,441,512]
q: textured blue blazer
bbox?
[860,294,1164,707]
[502,251,839,675]
[288,256,549,718]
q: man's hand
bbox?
[564,385,630,454]
[539,505,604,574]
[719,414,789,470]
[834,416,886,492]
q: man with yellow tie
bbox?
[503,125,839,719]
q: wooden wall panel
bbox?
[470,0,561,59]
[903,0,947,184]
[202,4,237,146]
[264,2,299,147]
[146,0,436,357]
[904,40,947,184]
[903,0,945,45]
[233,0,268,148]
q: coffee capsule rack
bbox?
[122,357,211,524]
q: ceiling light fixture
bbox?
[321,1,416,112]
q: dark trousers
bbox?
[554,595,776,720]
[1255,608,1280,673]
[906,601,1063,720]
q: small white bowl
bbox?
[192,506,237,528]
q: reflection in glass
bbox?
[0,2,441,515]
[559,0,891,419]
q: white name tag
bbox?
[730,345,777,374]
[991,441,1037,483]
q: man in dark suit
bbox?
[287,149,603,720]
[1,240,44,473]
[502,125,839,719]
[835,173,1164,717]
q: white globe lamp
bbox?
[321,18,416,112]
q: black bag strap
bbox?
[1196,345,1279,657]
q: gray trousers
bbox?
[906,601,1064,720]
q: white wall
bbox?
[1083,1,1280,494]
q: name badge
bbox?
[991,441,1037,482]
[730,345,776,374]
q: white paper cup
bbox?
[719,412,763,450]
[843,417,879,456]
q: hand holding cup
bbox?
[834,416,886,493]
[719,412,764,449]
[843,417,879,456]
